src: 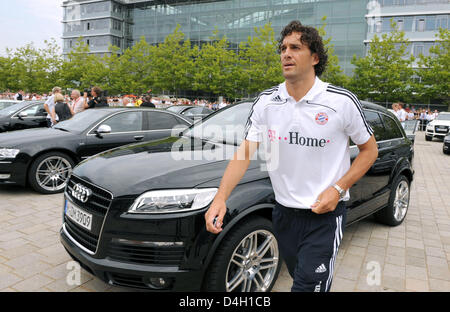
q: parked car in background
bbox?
[166,105,213,121]
[0,100,22,110]
[0,101,47,132]
[60,100,414,292]
[425,112,450,141]
[443,133,450,155]
[0,107,191,194]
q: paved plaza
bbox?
[0,133,449,292]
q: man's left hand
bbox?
[311,187,340,214]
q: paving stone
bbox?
[0,272,22,289]
[405,278,429,292]
[12,274,54,292]
[405,265,428,281]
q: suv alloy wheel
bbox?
[204,216,281,292]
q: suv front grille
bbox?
[108,242,185,266]
[64,217,99,253]
[66,175,113,217]
[64,175,113,254]
[435,125,449,134]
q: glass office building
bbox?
[62,0,370,75]
[366,0,450,63]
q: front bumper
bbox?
[59,175,215,291]
[0,157,27,186]
[60,227,205,291]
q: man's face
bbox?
[71,91,78,99]
[280,32,319,81]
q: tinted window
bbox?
[363,110,385,141]
[101,111,143,133]
[381,114,403,139]
[184,102,252,145]
[183,107,204,116]
[146,111,180,130]
[20,103,46,117]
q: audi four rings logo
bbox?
[72,184,92,203]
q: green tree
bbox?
[111,37,154,94]
[193,30,239,98]
[416,28,450,110]
[238,23,283,97]
[0,53,16,91]
[60,38,106,92]
[5,40,63,93]
[152,25,194,95]
[350,20,414,103]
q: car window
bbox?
[381,114,403,140]
[146,111,182,130]
[184,102,252,145]
[436,114,450,121]
[19,103,45,117]
[0,101,19,110]
[363,110,385,142]
[183,107,204,116]
[101,111,143,133]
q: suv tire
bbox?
[375,175,410,226]
[425,135,432,141]
[204,216,281,292]
[28,151,74,194]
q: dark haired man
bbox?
[204,21,378,292]
[84,86,108,109]
[140,95,155,108]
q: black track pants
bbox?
[272,201,347,292]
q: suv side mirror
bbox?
[95,124,111,137]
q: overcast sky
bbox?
[0,0,63,55]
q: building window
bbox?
[87,22,90,31]
[397,19,404,31]
[413,44,424,57]
[417,18,425,32]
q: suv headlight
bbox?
[128,188,218,214]
[0,148,20,159]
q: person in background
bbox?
[123,97,133,107]
[44,87,62,127]
[14,90,23,101]
[140,95,155,108]
[71,89,85,114]
[52,93,74,124]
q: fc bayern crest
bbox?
[315,112,329,125]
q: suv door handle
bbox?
[134,135,144,141]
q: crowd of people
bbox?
[0,87,231,127]
[391,102,440,130]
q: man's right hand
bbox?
[205,198,227,234]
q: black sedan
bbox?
[166,105,213,121]
[0,101,47,132]
[0,108,191,194]
[60,100,414,292]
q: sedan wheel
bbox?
[29,152,74,194]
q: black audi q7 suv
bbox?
[60,100,414,292]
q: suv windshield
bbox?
[184,102,252,145]
[53,109,110,133]
[436,114,450,121]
